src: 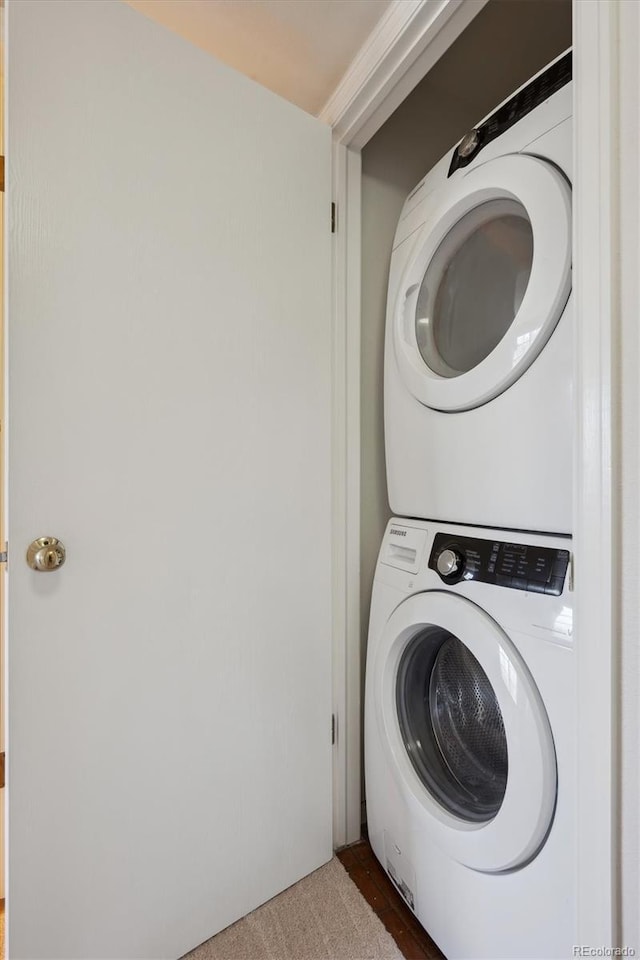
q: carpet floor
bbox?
[183,857,404,960]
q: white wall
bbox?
[359,0,572,817]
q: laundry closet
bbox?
[358,2,575,956]
[359,0,572,804]
[8,0,631,957]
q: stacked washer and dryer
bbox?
[364,51,575,959]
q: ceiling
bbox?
[124,0,394,116]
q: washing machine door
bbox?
[372,591,557,872]
[393,154,571,412]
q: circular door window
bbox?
[415,199,534,379]
[396,627,508,823]
[393,154,572,412]
[371,591,557,872]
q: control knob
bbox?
[436,548,463,578]
[458,128,480,158]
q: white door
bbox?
[370,592,557,872]
[6,2,332,958]
[393,155,572,411]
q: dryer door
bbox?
[393,154,571,412]
[371,591,557,872]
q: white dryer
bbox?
[385,52,573,533]
[365,517,576,959]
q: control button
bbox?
[545,576,565,596]
[511,577,527,592]
[495,574,513,589]
[436,548,463,578]
[526,579,546,594]
[552,558,569,577]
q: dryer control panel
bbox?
[429,533,570,595]
[447,49,572,177]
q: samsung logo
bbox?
[389,528,407,537]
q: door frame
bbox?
[328,0,628,949]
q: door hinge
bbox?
[331,713,336,745]
[331,202,336,234]
[0,752,4,789]
[0,544,7,564]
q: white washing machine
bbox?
[385,51,573,534]
[365,517,576,959]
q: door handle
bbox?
[27,537,66,571]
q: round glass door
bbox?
[396,627,508,823]
[415,199,534,379]
[393,154,572,412]
[373,591,558,871]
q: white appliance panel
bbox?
[384,61,573,533]
[365,518,576,959]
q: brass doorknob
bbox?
[27,537,66,571]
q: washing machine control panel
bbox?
[429,533,570,595]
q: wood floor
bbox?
[337,838,445,960]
